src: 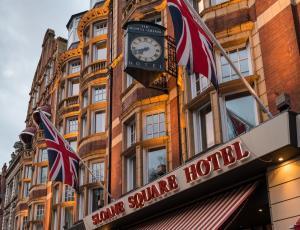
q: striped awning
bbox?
[33,104,51,125]
[133,183,257,230]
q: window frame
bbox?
[90,161,105,183]
[66,117,78,134]
[193,103,215,154]
[144,112,166,140]
[220,91,259,142]
[92,111,106,133]
[92,85,106,103]
[126,154,136,192]
[143,146,167,184]
[216,44,253,83]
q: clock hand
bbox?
[133,47,150,55]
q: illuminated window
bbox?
[145,112,166,139]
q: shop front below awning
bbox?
[130,182,257,230]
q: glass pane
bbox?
[230,51,238,61]
[221,65,230,79]
[205,111,215,148]
[220,55,227,65]
[225,94,256,139]
[239,48,248,59]
[240,59,249,75]
[148,148,166,182]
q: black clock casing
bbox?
[123,21,166,87]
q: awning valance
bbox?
[132,183,257,230]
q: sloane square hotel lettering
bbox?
[85,140,250,229]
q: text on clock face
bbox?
[131,36,162,62]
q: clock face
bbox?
[130,36,162,62]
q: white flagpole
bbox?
[181,0,273,119]
[80,160,114,200]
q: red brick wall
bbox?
[259,6,300,114]
[255,0,278,16]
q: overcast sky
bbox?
[0,0,89,169]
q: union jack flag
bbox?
[167,0,218,90]
[35,110,80,190]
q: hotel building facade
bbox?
[1,0,300,229]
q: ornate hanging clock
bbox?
[123,21,166,87]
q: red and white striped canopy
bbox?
[133,183,257,230]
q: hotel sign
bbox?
[84,140,252,229]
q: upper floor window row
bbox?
[191,46,251,98]
[93,21,107,37]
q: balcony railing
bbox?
[82,60,107,77]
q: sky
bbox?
[0,0,89,169]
